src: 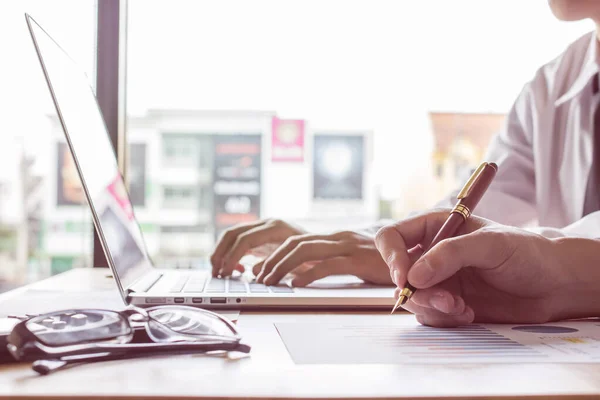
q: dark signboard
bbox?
[313,134,364,200]
[212,135,261,240]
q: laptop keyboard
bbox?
[168,275,294,294]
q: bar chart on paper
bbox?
[275,315,600,364]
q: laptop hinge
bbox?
[128,270,163,294]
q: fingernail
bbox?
[409,259,435,286]
[430,294,450,313]
[453,295,465,313]
[290,278,304,288]
[393,269,401,286]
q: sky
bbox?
[127,0,594,194]
[0,0,595,199]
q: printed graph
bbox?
[275,319,600,364]
[512,325,579,334]
[383,325,546,359]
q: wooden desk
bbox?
[1,268,600,400]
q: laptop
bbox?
[26,14,395,309]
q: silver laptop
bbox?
[26,14,395,309]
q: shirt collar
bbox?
[555,32,600,107]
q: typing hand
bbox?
[211,219,306,278]
[210,219,391,287]
[375,210,587,327]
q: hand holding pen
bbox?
[374,159,600,327]
[377,162,498,314]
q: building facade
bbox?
[40,109,376,274]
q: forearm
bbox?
[550,237,600,320]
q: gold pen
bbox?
[391,162,498,314]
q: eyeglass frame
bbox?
[7,305,250,373]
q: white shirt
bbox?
[438,31,600,239]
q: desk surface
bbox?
[1,268,600,400]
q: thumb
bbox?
[408,228,515,289]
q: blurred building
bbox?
[37,109,376,273]
[0,109,505,286]
[429,112,506,199]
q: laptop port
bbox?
[145,298,166,304]
[236,298,241,303]
[210,297,227,304]
[192,298,203,304]
[174,298,185,304]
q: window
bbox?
[161,225,208,233]
[163,185,198,209]
[0,1,97,291]
[162,134,198,167]
[125,0,593,262]
[199,186,211,209]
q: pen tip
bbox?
[391,295,406,314]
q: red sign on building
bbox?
[271,117,305,162]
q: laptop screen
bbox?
[26,15,153,297]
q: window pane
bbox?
[126,0,592,266]
[0,1,97,292]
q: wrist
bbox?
[549,237,600,320]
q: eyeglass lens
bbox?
[26,310,130,346]
[25,307,237,347]
[146,307,238,343]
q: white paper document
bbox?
[275,315,600,364]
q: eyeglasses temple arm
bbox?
[31,342,251,375]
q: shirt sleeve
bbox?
[525,212,600,239]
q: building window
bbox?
[162,185,198,209]
[198,186,212,209]
[160,225,209,233]
[162,134,198,167]
[197,136,213,169]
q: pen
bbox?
[391,161,498,314]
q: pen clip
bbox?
[457,162,488,200]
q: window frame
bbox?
[93,0,128,267]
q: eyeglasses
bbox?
[7,305,250,375]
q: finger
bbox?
[394,286,464,315]
[221,224,292,277]
[234,264,245,273]
[289,257,348,287]
[409,244,424,263]
[210,220,266,276]
[391,244,424,286]
[408,228,516,289]
[252,261,264,277]
[262,240,351,285]
[376,210,486,284]
[256,234,332,283]
[415,306,475,327]
[410,288,466,316]
[248,243,279,258]
[375,212,449,285]
[396,293,474,327]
